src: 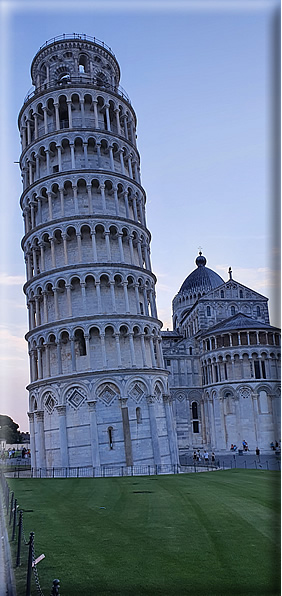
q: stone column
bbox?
[100,184,106,211]
[43,106,48,134]
[118,233,125,262]
[96,282,102,313]
[88,401,101,467]
[34,411,46,470]
[70,336,76,372]
[57,341,63,374]
[123,281,130,313]
[105,104,111,131]
[83,142,88,168]
[105,231,111,261]
[70,143,75,169]
[91,232,98,261]
[67,100,72,128]
[80,98,86,127]
[115,108,121,135]
[27,412,36,469]
[110,281,117,312]
[56,405,69,468]
[77,233,82,262]
[87,185,93,214]
[54,102,60,130]
[147,396,161,465]
[140,333,148,367]
[113,186,119,215]
[66,284,72,317]
[100,333,107,368]
[47,191,53,220]
[115,333,122,367]
[163,394,179,465]
[73,185,78,213]
[93,100,99,128]
[120,397,133,466]
[129,332,136,367]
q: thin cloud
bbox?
[0,273,25,286]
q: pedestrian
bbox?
[11,448,15,458]
[211,452,215,465]
[204,451,209,465]
[193,451,197,462]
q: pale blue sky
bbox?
[0,0,280,430]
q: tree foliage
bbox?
[0,415,23,443]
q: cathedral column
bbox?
[66,284,72,317]
[73,185,78,213]
[70,143,75,169]
[34,411,46,470]
[149,336,157,368]
[113,186,119,215]
[67,100,73,128]
[129,332,136,367]
[115,333,122,367]
[96,282,102,313]
[83,142,88,168]
[123,281,130,313]
[59,187,65,216]
[93,100,99,128]
[109,145,114,171]
[27,412,36,469]
[163,394,179,465]
[146,396,161,465]
[118,233,125,262]
[57,144,62,172]
[100,333,107,368]
[91,231,98,261]
[54,102,60,130]
[47,191,53,220]
[124,191,130,218]
[128,235,134,264]
[80,98,86,127]
[87,185,93,214]
[105,104,111,131]
[57,341,63,374]
[88,401,101,468]
[70,336,76,372]
[120,397,133,466]
[115,108,121,135]
[56,405,69,468]
[77,233,82,262]
[45,343,50,377]
[140,333,148,367]
[134,283,141,314]
[110,281,117,312]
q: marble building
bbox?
[19,34,178,470]
[162,253,281,453]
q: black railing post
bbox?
[26,532,34,596]
[12,499,17,541]
[16,510,23,567]
[51,579,60,595]
[6,484,10,513]
[9,492,14,525]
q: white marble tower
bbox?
[19,34,178,471]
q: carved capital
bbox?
[35,410,44,422]
[56,405,66,416]
[87,400,97,412]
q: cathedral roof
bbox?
[202,313,280,336]
[179,252,224,295]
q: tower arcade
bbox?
[19,34,178,470]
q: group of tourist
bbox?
[192,450,216,465]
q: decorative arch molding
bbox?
[62,382,89,407]
[254,383,272,395]
[220,386,236,399]
[126,379,148,402]
[96,381,120,406]
[187,389,202,402]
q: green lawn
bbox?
[6,470,280,596]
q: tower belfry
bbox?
[19,33,178,471]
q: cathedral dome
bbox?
[179,253,224,295]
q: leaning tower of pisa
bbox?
[18,34,178,471]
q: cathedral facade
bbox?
[162,253,281,453]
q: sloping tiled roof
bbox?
[202,313,280,335]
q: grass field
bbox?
[7,470,280,596]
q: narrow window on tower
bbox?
[108,426,114,449]
[136,407,142,424]
[207,306,211,316]
[254,360,261,379]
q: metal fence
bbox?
[0,470,60,596]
